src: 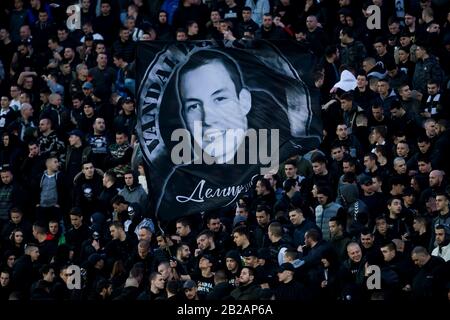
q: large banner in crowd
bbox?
[137,41,322,222]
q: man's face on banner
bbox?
[180,59,251,163]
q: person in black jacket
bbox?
[72,161,103,220]
[30,264,56,301]
[0,169,27,227]
[274,263,309,301]
[1,207,33,243]
[338,242,368,301]
[0,269,12,300]
[11,244,40,299]
[206,269,233,300]
[32,222,57,265]
[253,205,271,249]
[410,246,447,300]
[289,208,320,248]
[126,240,154,276]
[111,27,136,63]
[105,221,136,268]
[65,208,93,264]
[19,141,46,193]
[255,13,290,40]
[252,178,276,213]
[379,241,414,299]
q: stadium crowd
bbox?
[0,0,450,301]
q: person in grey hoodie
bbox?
[118,170,149,212]
[339,183,369,238]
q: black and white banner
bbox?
[137,40,322,222]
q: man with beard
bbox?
[230,266,263,300]
[86,118,110,170]
[195,230,224,267]
[224,249,241,287]
[206,215,231,252]
[431,225,450,262]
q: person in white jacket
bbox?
[431,225,450,262]
[245,0,270,26]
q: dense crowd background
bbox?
[0,0,449,302]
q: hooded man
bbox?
[118,170,149,212]
[431,225,450,261]
[339,183,369,237]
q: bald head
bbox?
[346,242,362,263]
[429,170,444,187]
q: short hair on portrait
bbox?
[177,50,244,97]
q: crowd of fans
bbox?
[0,0,450,302]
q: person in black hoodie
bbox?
[224,249,241,288]
[155,10,174,40]
[118,170,148,215]
[307,247,341,300]
[84,253,107,300]
[339,183,369,237]
[255,248,277,288]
